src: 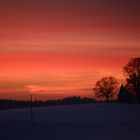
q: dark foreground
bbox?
[0,103,140,140]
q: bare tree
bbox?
[94,76,118,102]
[123,57,140,103]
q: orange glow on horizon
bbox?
[0,0,139,100]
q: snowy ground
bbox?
[0,103,140,140]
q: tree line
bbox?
[0,97,97,110]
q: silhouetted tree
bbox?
[123,57,140,103]
[94,76,118,102]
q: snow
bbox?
[0,103,140,140]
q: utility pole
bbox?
[30,95,33,125]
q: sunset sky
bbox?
[0,0,140,100]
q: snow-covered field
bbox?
[0,103,140,140]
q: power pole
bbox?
[30,95,33,125]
